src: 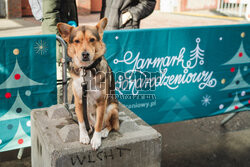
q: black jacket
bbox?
[101,0,156,30]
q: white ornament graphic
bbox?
[34,40,48,55]
[26,120,31,127]
[25,90,31,96]
[115,36,119,40]
[219,104,224,110]
[0,139,2,144]
[201,94,211,107]
[244,66,248,71]
[241,91,246,96]
[219,37,223,41]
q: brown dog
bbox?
[57,18,119,150]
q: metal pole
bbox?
[56,35,68,105]
[217,0,221,11]
[226,2,229,14]
[239,1,243,17]
[220,0,224,12]
[233,3,237,16]
[221,112,239,126]
[246,1,250,21]
[5,0,8,18]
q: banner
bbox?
[0,35,57,152]
[104,24,250,125]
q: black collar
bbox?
[82,57,102,70]
[69,57,103,76]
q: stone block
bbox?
[31,103,161,167]
[47,104,71,120]
[59,124,79,143]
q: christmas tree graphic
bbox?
[0,121,30,152]
[0,91,31,121]
[0,59,44,89]
[221,68,249,91]
[0,36,57,152]
[219,32,250,113]
[223,41,250,65]
[189,38,205,67]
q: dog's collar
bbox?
[81,57,102,70]
[69,57,102,76]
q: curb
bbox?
[173,12,245,21]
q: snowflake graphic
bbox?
[34,40,48,55]
[201,95,211,107]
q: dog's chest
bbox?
[72,70,102,103]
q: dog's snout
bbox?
[82,52,90,61]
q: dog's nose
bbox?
[82,52,90,61]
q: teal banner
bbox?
[0,35,57,152]
[103,24,250,125]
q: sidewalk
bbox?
[1,11,250,167]
[0,10,245,37]
[141,10,244,29]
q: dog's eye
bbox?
[74,40,80,43]
[89,38,95,42]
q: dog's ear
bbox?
[96,18,107,39]
[57,23,73,43]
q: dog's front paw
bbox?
[80,134,90,144]
[80,131,90,144]
[91,131,102,150]
[79,122,90,144]
[80,135,90,144]
[101,128,110,138]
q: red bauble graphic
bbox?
[5,92,11,99]
[239,52,243,57]
[248,100,250,104]
[230,67,235,73]
[234,106,239,110]
[18,139,23,144]
[14,74,21,80]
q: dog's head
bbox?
[57,18,107,68]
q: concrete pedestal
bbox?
[31,104,161,167]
